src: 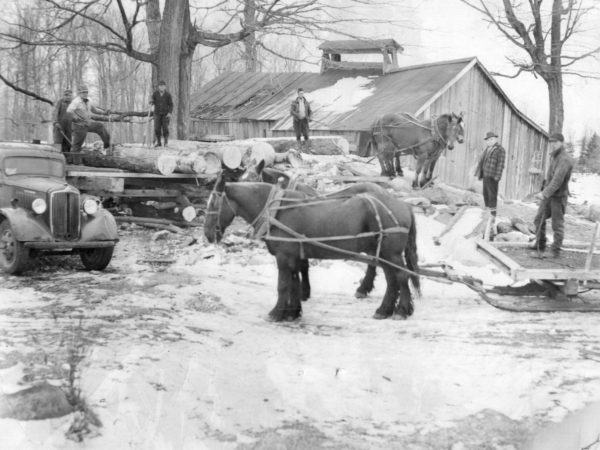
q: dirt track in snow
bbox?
[1,217,600,449]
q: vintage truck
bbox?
[0,143,118,274]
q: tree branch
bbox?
[0,72,54,105]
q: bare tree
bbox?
[459,0,600,134]
[1,0,407,139]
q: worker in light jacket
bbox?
[290,88,312,145]
[150,80,174,147]
[530,132,574,258]
[67,85,113,164]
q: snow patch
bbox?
[308,77,375,113]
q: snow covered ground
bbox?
[570,172,600,205]
[1,208,600,449]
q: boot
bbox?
[164,137,168,147]
[154,139,161,147]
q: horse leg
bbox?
[373,266,398,320]
[269,255,293,322]
[300,259,311,301]
[421,157,437,187]
[394,153,404,177]
[413,157,424,189]
[393,270,414,319]
[355,264,377,299]
[377,153,388,177]
[288,269,303,321]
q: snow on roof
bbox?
[308,77,375,114]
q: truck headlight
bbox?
[83,198,99,215]
[32,198,47,214]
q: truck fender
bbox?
[0,207,53,242]
[80,209,119,242]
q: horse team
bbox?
[204,112,465,322]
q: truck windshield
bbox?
[3,157,64,177]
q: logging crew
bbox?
[67,85,112,163]
[290,88,312,145]
[150,81,173,147]
[52,88,73,154]
[530,132,574,258]
[475,131,506,239]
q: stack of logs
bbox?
[79,136,350,232]
[82,136,350,176]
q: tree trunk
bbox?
[243,0,258,72]
[145,0,161,86]
[157,0,196,140]
[545,74,564,134]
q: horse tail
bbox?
[404,208,421,296]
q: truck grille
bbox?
[51,190,80,240]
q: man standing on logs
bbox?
[67,85,112,164]
[475,131,506,239]
[52,88,73,154]
[150,81,173,147]
[530,133,574,258]
[290,88,312,147]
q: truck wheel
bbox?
[80,247,114,271]
[0,221,30,275]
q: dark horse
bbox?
[371,112,465,188]
[238,161,397,300]
[239,161,316,301]
[204,175,420,322]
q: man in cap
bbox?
[530,132,574,257]
[290,88,312,146]
[52,88,73,154]
[474,131,506,238]
[150,80,173,147]
[67,85,113,163]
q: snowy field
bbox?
[1,206,600,449]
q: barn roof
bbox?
[318,38,403,54]
[191,57,546,135]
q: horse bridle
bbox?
[206,189,236,239]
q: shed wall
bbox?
[190,119,273,139]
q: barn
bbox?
[190,39,549,199]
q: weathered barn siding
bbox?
[190,119,273,139]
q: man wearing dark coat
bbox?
[475,131,506,237]
[530,132,574,257]
[290,88,312,145]
[150,80,174,147]
[52,88,73,154]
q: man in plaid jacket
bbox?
[475,131,506,222]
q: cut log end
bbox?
[182,205,197,222]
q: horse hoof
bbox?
[372,312,389,320]
[355,291,367,299]
[267,311,285,322]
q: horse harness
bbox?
[373,114,448,158]
[248,184,409,263]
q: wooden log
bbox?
[81,149,177,175]
[253,136,350,155]
[114,216,195,228]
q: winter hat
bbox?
[78,85,89,94]
[484,131,498,140]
